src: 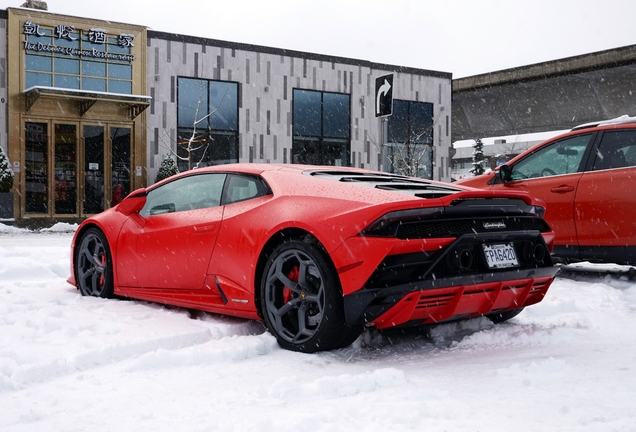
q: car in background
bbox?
[69,164,559,352]
[457,115,636,265]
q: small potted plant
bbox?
[0,146,15,219]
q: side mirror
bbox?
[498,164,512,182]
[115,189,147,216]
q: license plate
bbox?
[482,243,519,269]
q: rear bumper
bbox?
[343,265,559,328]
[342,230,560,328]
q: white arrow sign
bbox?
[376,78,392,116]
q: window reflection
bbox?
[292,89,350,166]
[385,100,434,178]
[177,78,239,172]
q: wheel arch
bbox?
[72,222,116,288]
[72,223,100,266]
[253,227,340,319]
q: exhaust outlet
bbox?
[532,243,546,263]
[525,242,546,264]
[449,248,474,271]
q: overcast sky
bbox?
[2,0,635,78]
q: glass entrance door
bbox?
[110,127,131,206]
[54,124,78,214]
[22,121,132,217]
[83,125,105,214]
[25,122,48,214]
[82,124,132,215]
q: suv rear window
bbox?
[591,130,636,171]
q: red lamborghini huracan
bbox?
[69,164,559,352]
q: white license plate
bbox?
[482,243,519,269]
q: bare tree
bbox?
[150,81,230,174]
[368,115,439,178]
[385,127,434,177]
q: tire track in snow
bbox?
[1,318,275,394]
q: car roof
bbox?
[570,115,636,131]
[185,163,465,200]
[493,116,636,170]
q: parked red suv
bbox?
[457,115,636,265]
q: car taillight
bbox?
[530,205,546,219]
[361,207,444,237]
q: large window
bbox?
[24,23,134,94]
[385,100,434,178]
[292,89,350,166]
[177,78,239,172]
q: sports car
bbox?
[68,163,559,352]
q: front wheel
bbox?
[260,240,361,352]
[75,228,114,298]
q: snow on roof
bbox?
[453,129,568,149]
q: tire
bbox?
[75,228,114,298]
[486,307,524,324]
[260,240,362,353]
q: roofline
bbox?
[0,7,450,79]
[453,44,636,92]
[147,30,452,80]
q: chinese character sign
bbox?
[21,21,137,62]
[54,25,77,41]
[117,34,135,48]
[88,28,108,44]
[23,20,44,36]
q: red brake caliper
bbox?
[99,252,105,287]
[282,266,299,303]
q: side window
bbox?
[140,173,226,216]
[510,134,590,181]
[591,130,636,171]
[223,174,270,205]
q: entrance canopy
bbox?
[23,86,151,119]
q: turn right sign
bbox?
[375,73,394,117]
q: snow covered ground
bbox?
[1,223,636,431]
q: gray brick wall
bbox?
[146,33,452,184]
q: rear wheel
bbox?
[486,307,524,324]
[261,240,361,352]
[76,228,114,298]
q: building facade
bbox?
[1,7,453,223]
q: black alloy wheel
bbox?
[261,240,361,352]
[76,228,114,298]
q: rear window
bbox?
[590,129,636,171]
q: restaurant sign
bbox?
[22,20,136,62]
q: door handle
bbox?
[194,223,216,234]
[550,185,575,194]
